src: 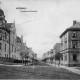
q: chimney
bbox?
[73,20,76,25]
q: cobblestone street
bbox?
[0,62,80,79]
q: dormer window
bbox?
[0,14,2,16]
[72,32,77,38]
[0,30,2,40]
[0,20,2,26]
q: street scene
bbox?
[0,0,80,79]
[0,62,80,79]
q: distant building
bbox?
[60,20,80,66]
[42,43,60,63]
[9,22,17,60]
[16,36,22,60]
[33,53,37,59]
[53,43,60,54]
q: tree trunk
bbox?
[22,58,23,64]
[25,58,26,66]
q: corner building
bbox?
[60,21,80,66]
[0,8,10,62]
[0,8,21,62]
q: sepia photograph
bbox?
[0,0,80,79]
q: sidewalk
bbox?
[60,66,80,75]
[0,63,23,67]
[47,63,80,75]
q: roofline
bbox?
[59,28,80,38]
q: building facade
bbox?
[60,20,80,66]
[0,8,36,63]
[0,8,10,62]
[42,43,60,64]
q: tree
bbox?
[20,52,25,64]
[54,53,62,65]
[55,53,60,60]
[24,52,29,65]
[20,51,30,65]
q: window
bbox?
[72,32,77,38]
[5,32,7,39]
[72,41,77,49]
[7,54,8,57]
[0,43,1,49]
[73,54,77,61]
[61,41,63,46]
[12,55,13,58]
[73,44,77,48]
[51,52,53,54]
[2,33,5,41]
[13,37,14,43]
[12,46,13,52]
[0,14,2,16]
[65,39,67,44]
[15,48,16,53]
[61,54,63,60]
[65,54,67,61]
[5,44,6,52]
[0,33,2,40]
[0,20,2,26]
[5,54,6,57]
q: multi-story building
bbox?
[42,49,54,63]
[42,43,61,63]
[9,22,17,60]
[16,36,22,60]
[60,20,80,66]
[0,8,9,62]
[53,43,60,54]
[0,8,36,63]
[52,43,60,63]
[0,8,24,62]
[33,53,37,59]
[42,53,49,62]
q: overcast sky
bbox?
[1,0,80,58]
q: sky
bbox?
[1,0,80,58]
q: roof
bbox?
[5,23,13,31]
[60,21,80,38]
[54,43,60,49]
[0,8,4,16]
[16,36,21,43]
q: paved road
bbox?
[30,61,51,66]
[0,62,80,79]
